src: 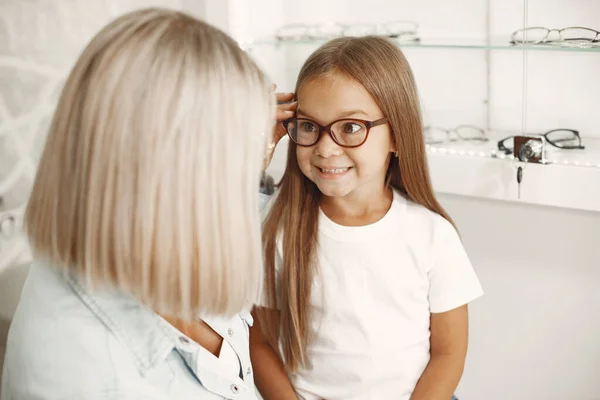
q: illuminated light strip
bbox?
[425,146,600,169]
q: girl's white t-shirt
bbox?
[262,189,484,400]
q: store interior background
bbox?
[1,1,599,399]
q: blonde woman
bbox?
[1,8,277,400]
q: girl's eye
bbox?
[300,122,318,132]
[342,123,363,134]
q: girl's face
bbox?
[295,73,394,200]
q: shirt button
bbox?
[179,336,190,345]
[227,328,234,337]
[246,366,252,375]
[230,384,240,394]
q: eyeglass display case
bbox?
[239,0,600,213]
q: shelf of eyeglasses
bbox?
[244,37,600,53]
[426,135,600,213]
[425,133,600,170]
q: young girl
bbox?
[251,36,483,400]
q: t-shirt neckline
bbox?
[318,189,407,241]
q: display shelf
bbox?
[427,135,600,213]
[245,37,600,53]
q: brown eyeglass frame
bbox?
[283,117,389,148]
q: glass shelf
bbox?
[245,37,600,53]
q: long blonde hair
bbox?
[260,36,453,372]
[24,8,273,319]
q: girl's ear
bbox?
[389,135,397,154]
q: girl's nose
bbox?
[314,130,343,158]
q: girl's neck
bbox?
[320,185,394,227]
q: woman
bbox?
[1,8,275,400]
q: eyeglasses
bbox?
[510,26,600,47]
[283,117,388,148]
[424,125,488,144]
[343,21,419,41]
[275,21,420,42]
[275,22,346,41]
[498,129,585,154]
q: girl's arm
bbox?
[249,307,298,400]
[410,305,469,400]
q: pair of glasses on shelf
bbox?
[510,26,600,47]
[424,125,488,144]
[497,129,585,155]
[275,21,419,42]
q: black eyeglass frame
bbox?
[283,117,389,148]
[497,129,585,155]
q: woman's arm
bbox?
[249,307,298,400]
[410,305,469,400]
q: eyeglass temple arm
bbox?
[367,117,389,128]
[497,137,512,154]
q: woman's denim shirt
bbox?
[1,260,258,400]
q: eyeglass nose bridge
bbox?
[316,121,343,146]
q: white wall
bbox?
[441,194,600,399]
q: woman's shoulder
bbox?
[2,262,155,399]
[2,274,124,398]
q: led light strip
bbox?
[425,145,600,169]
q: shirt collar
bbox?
[66,275,176,375]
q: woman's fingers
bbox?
[275,92,295,103]
[276,104,297,121]
[263,90,298,170]
[275,93,297,121]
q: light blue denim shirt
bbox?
[1,260,258,400]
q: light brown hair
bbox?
[259,36,453,372]
[24,8,273,319]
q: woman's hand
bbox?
[263,91,297,171]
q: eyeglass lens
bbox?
[287,118,368,147]
[455,126,487,140]
[425,125,487,144]
[545,130,581,148]
[425,127,448,144]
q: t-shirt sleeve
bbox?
[427,217,484,313]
